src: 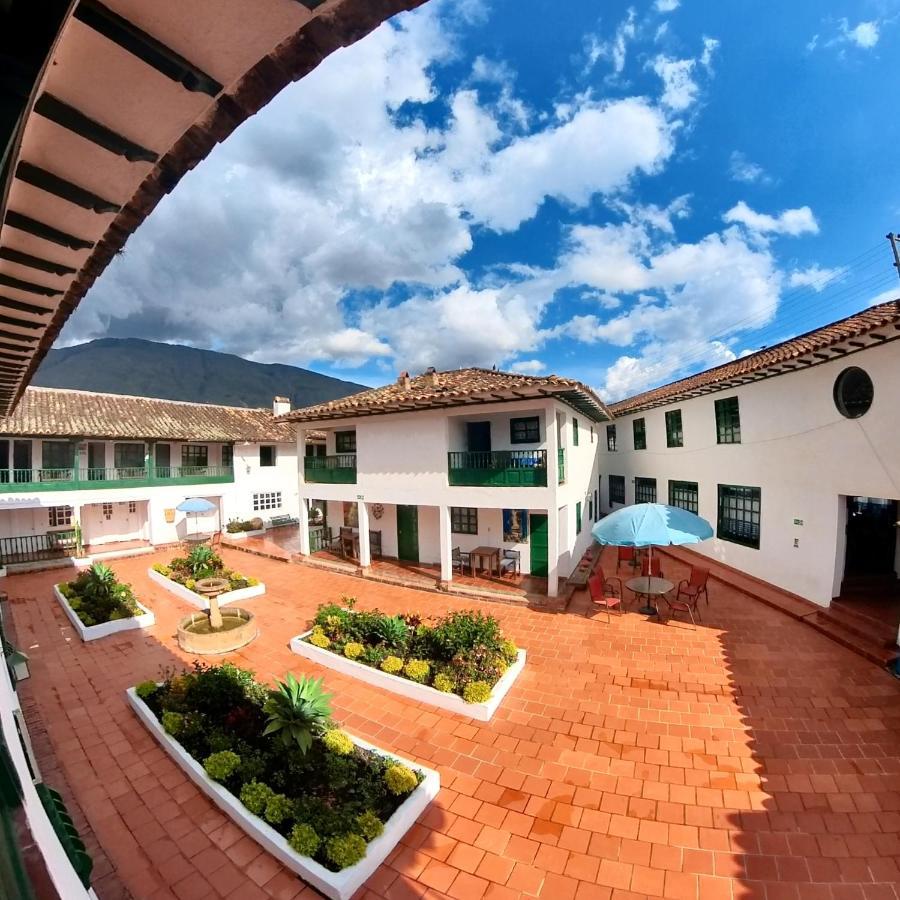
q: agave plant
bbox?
[263,674,332,754]
[374,615,408,650]
[187,544,219,579]
[82,562,117,603]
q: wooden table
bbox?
[470,546,500,577]
[626,576,674,616]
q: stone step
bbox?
[807,612,900,667]
[816,603,897,646]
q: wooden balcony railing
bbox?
[448,449,548,487]
[304,454,357,484]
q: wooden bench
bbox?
[269,515,299,528]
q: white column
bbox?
[438,504,453,585]
[546,406,559,487]
[295,428,311,555]
[547,506,560,598]
[297,499,310,556]
[357,500,371,568]
[71,502,83,556]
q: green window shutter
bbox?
[510,416,540,443]
[572,419,579,446]
[335,431,356,453]
[609,475,625,504]
[714,397,741,444]
[575,501,582,533]
[632,418,646,450]
[665,410,683,448]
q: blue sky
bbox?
[66,0,900,399]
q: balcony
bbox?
[304,454,357,484]
[0,466,234,493]
[448,450,548,487]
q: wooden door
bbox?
[397,505,419,563]
[529,513,548,577]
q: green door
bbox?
[397,505,419,563]
[529,513,548,577]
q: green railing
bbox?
[35,784,92,889]
[0,466,233,493]
[304,455,357,484]
[448,450,548,487]
[558,448,565,484]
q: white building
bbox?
[282,367,611,597]
[0,387,310,565]
[599,300,900,609]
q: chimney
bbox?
[273,396,291,416]
[397,370,411,390]
[424,366,438,387]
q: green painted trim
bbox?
[0,467,233,493]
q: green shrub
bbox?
[264,792,294,825]
[501,639,518,663]
[203,750,241,782]
[323,730,354,756]
[135,681,158,700]
[373,615,408,649]
[289,823,321,856]
[152,563,171,576]
[403,659,430,683]
[161,711,184,736]
[58,583,73,598]
[325,833,367,869]
[428,610,502,660]
[239,781,273,816]
[262,673,332,754]
[380,656,403,675]
[432,673,454,693]
[343,642,364,660]
[356,810,384,841]
[462,681,492,704]
[384,764,418,796]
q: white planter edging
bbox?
[53,584,155,642]
[290,631,526,722]
[126,687,439,900]
[147,567,265,609]
[225,528,266,540]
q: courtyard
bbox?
[3,546,899,900]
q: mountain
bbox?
[33,338,368,410]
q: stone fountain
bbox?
[176,576,257,654]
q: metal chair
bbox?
[676,567,709,607]
[452,546,471,575]
[369,530,382,559]
[499,549,521,578]
[616,546,638,572]
[588,569,624,623]
[640,556,663,578]
[339,526,356,558]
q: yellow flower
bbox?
[323,729,354,756]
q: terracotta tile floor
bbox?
[5,547,900,900]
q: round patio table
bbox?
[626,575,674,617]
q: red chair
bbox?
[663,567,708,625]
[616,546,637,572]
[588,570,624,623]
[640,556,662,578]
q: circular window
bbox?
[833,366,874,419]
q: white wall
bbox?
[600,341,900,606]
[224,441,299,524]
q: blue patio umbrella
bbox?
[591,503,713,614]
[177,497,218,540]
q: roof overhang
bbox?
[0,0,425,416]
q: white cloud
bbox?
[509,359,546,374]
[788,265,846,291]
[729,150,771,185]
[651,37,718,112]
[723,201,819,236]
[583,9,637,76]
[655,0,679,12]
[843,19,879,48]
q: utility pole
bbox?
[887,232,900,282]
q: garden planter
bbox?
[147,568,265,609]
[289,631,526,722]
[225,528,266,540]
[53,584,154,642]
[126,687,439,900]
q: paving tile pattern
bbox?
[5,547,900,900]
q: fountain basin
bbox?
[176,608,257,654]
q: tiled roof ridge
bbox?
[24,385,271,414]
[609,299,900,415]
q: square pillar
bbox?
[547,506,560,598]
[546,407,559,487]
[357,501,371,568]
[438,504,453,585]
